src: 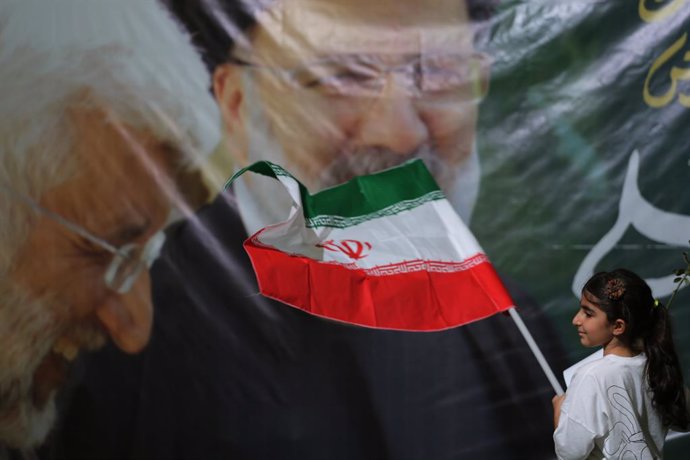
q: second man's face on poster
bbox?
[214,0,488,221]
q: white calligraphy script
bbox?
[572,150,690,297]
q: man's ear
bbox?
[175,167,211,208]
[213,63,245,135]
[611,318,627,337]
[473,52,491,100]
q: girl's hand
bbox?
[552,394,566,429]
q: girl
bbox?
[553,268,689,459]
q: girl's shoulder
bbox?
[572,353,646,385]
[571,355,609,383]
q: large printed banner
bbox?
[0,0,688,459]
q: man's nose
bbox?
[353,78,428,154]
[96,272,153,354]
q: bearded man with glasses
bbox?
[210,0,492,233]
[0,0,219,454]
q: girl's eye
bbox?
[577,306,593,318]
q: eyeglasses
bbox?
[1,183,166,294]
[230,51,490,99]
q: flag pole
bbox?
[508,307,564,395]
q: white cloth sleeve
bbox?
[554,415,596,460]
[553,373,605,460]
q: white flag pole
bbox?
[508,307,564,395]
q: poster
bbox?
[1,0,688,458]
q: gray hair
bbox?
[0,0,221,271]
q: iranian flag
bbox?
[228,159,514,331]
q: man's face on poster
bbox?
[215,0,489,222]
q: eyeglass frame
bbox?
[1,183,166,294]
[227,49,491,100]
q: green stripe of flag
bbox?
[226,159,442,225]
[305,190,445,228]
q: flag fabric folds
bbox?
[228,160,514,331]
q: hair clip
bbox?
[653,299,660,308]
[604,279,625,300]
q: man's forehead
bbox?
[275,0,470,26]
[46,109,175,235]
[249,0,474,62]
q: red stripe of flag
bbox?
[245,238,514,331]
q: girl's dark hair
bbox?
[583,268,688,429]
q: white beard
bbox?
[0,282,59,449]
[234,72,481,235]
[0,395,56,450]
[0,279,105,449]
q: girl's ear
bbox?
[611,318,627,337]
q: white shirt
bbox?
[554,353,665,460]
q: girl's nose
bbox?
[572,312,581,327]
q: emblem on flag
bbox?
[316,240,372,260]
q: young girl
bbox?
[553,268,689,459]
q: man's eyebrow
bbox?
[158,141,185,169]
[160,141,182,156]
[312,53,423,65]
[106,220,150,246]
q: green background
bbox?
[474,1,690,455]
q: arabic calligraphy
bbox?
[639,0,686,23]
[640,0,690,108]
[643,33,690,108]
[572,150,690,297]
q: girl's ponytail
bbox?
[643,301,689,429]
